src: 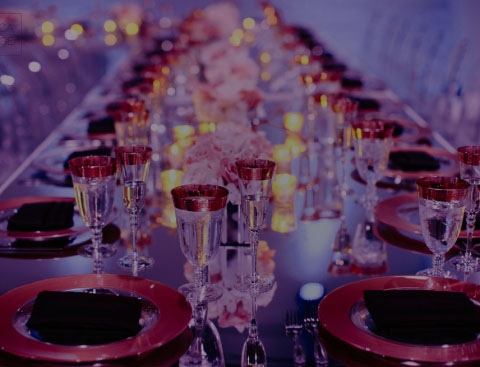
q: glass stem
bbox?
[432,253,445,277]
[465,210,476,255]
[91,225,104,274]
[248,290,259,342]
[250,229,260,288]
[129,209,139,260]
[365,172,377,223]
[188,298,208,364]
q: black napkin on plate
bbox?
[364,289,480,345]
[391,121,404,137]
[341,76,363,89]
[388,150,440,172]
[7,201,74,232]
[63,147,112,169]
[87,116,115,135]
[348,96,381,111]
[26,290,143,345]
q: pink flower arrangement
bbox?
[181,2,240,43]
[192,40,263,125]
[182,122,273,205]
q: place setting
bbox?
[0,273,192,364]
[0,196,119,258]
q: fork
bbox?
[285,309,306,366]
[304,312,329,366]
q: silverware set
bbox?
[285,309,329,366]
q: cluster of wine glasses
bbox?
[171,158,276,367]
[68,145,153,276]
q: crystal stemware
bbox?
[351,119,393,271]
[115,145,153,275]
[171,184,229,302]
[450,146,480,277]
[235,158,275,367]
[68,155,117,273]
[416,176,469,278]
[235,158,276,293]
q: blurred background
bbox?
[1,0,479,181]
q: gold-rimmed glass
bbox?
[68,155,117,274]
[115,145,153,275]
[416,176,470,278]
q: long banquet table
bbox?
[0,4,478,367]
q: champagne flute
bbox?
[351,119,393,271]
[451,146,480,277]
[171,184,228,367]
[235,158,276,367]
[171,184,229,302]
[329,95,358,274]
[115,145,153,275]
[416,176,469,278]
[68,156,117,274]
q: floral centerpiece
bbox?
[192,40,263,126]
[180,2,240,44]
[181,122,273,205]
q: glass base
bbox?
[416,267,457,279]
[449,252,479,275]
[235,275,275,294]
[117,253,154,273]
[179,283,223,303]
[78,243,116,258]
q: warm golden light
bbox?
[260,52,271,64]
[198,121,216,134]
[273,144,292,173]
[41,21,54,34]
[173,125,195,141]
[167,142,185,169]
[272,173,297,205]
[160,169,184,195]
[243,17,256,30]
[285,135,306,158]
[261,71,271,81]
[125,22,139,36]
[70,23,84,35]
[283,112,304,133]
[104,34,117,46]
[104,19,117,32]
[271,205,296,233]
[42,34,55,46]
[229,28,244,46]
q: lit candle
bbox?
[273,144,292,173]
[166,143,185,169]
[283,112,304,134]
[173,124,195,141]
[160,169,184,195]
[284,134,306,158]
[198,121,216,134]
[272,173,297,205]
[271,205,296,233]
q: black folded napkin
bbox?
[63,147,112,169]
[388,151,440,172]
[348,96,380,111]
[7,201,74,232]
[341,77,363,89]
[364,289,480,345]
[391,121,404,137]
[26,290,143,345]
[87,116,115,135]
